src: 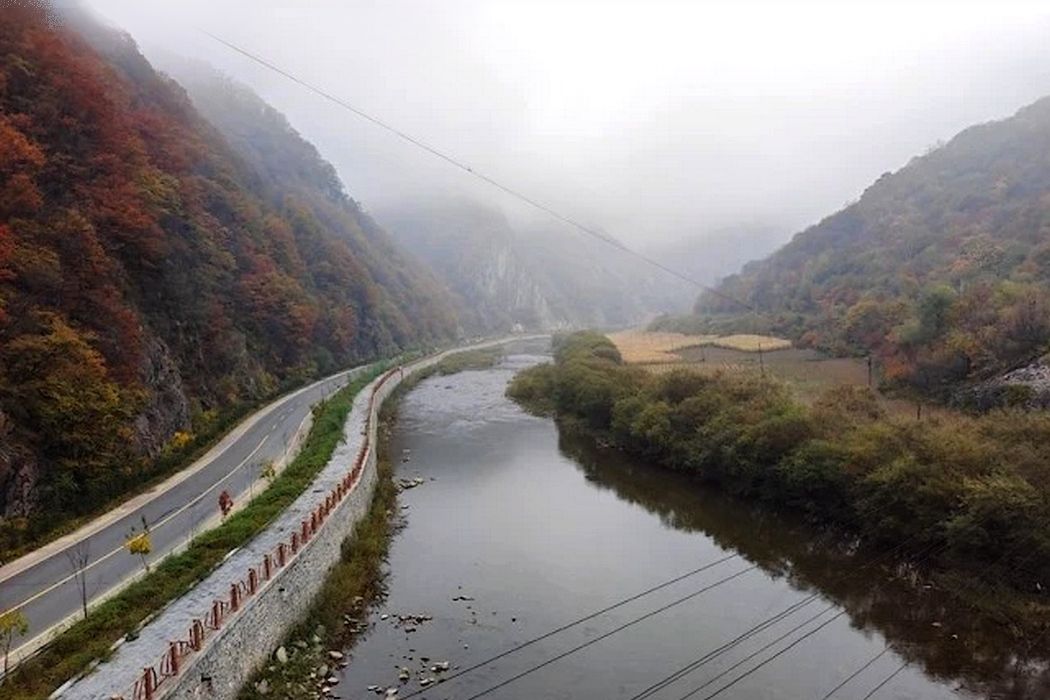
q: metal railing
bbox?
[124,368,398,700]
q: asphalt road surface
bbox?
[0,364,369,665]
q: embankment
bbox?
[59,337,543,700]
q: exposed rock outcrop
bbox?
[133,335,192,458]
[956,355,1050,410]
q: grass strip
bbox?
[237,347,505,700]
[0,366,373,565]
[1,365,386,700]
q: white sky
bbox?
[83,0,1050,248]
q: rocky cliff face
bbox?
[376,200,691,332]
[133,336,191,459]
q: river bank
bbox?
[233,337,1050,700]
[295,339,1050,699]
[507,332,1050,635]
[237,346,508,700]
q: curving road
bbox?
[0,364,371,668]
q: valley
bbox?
[2,2,1050,699]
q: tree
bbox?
[125,520,152,574]
[260,460,276,481]
[65,541,91,620]
[0,608,28,681]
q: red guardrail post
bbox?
[263,554,272,580]
[230,583,239,612]
[210,600,222,629]
[168,641,180,676]
[141,667,157,700]
[291,532,299,554]
[190,620,204,650]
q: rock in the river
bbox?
[328,650,345,661]
[275,646,288,664]
[254,679,270,695]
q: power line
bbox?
[818,646,889,699]
[627,536,941,700]
[393,553,740,700]
[200,30,754,312]
[814,541,1048,700]
[627,594,821,700]
[685,537,1040,700]
[458,565,759,700]
[675,606,845,700]
[677,609,847,700]
[860,661,908,700]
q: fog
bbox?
[82,0,1050,251]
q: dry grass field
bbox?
[609,330,941,418]
[607,329,791,364]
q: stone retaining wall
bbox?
[58,337,542,700]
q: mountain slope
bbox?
[376,199,693,332]
[694,97,1050,398]
[0,5,456,523]
[151,57,460,343]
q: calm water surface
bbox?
[338,342,1048,699]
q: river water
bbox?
[338,342,1048,699]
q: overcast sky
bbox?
[83,0,1050,249]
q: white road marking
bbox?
[6,434,271,613]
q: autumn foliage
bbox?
[672,97,1050,399]
[510,333,1050,595]
[0,5,456,538]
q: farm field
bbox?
[608,330,936,418]
[607,329,791,364]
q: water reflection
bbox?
[557,429,1050,699]
[340,345,1047,700]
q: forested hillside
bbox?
[152,57,459,342]
[685,98,1050,400]
[376,200,691,332]
[0,5,457,527]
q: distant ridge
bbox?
[682,97,1050,397]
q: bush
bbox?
[508,331,1050,594]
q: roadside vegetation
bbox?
[0,367,385,700]
[238,406,400,700]
[0,367,381,564]
[508,332,1050,623]
[0,5,458,561]
[239,347,503,699]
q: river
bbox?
[338,341,1048,699]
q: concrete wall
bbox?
[155,337,542,700]
[165,453,378,700]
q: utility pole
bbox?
[867,354,873,388]
[758,342,765,378]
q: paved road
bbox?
[0,364,370,666]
